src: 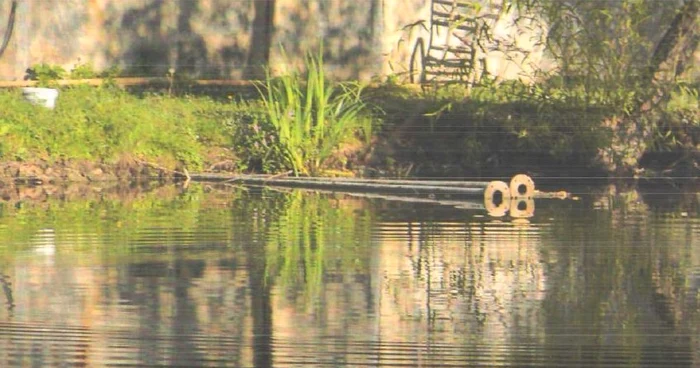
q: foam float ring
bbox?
[483,180,511,217]
[509,197,535,218]
[510,174,535,198]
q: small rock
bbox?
[87,167,105,182]
[65,169,89,183]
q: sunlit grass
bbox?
[257,48,375,176]
[0,86,243,170]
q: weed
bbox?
[25,63,66,87]
[256,47,375,176]
[69,61,98,79]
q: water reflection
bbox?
[0,273,13,313]
[0,183,697,367]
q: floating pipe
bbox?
[279,176,493,188]
[278,174,535,198]
[190,173,512,210]
[303,188,512,217]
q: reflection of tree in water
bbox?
[376,216,547,351]
[540,189,699,365]
[227,188,287,367]
[0,273,13,314]
[122,259,208,366]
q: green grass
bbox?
[256,49,376,176]
[0,85,247,170]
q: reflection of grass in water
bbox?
[0,185,236,259]
[264,191,372,306]
[0,185,375,306]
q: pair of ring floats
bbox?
[483,174,535,218]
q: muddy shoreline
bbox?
[1,158,697,204]
[0,159,189,201]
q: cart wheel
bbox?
[409,38,425,84]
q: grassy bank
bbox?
[0,85,247,170]
[0,83,375,180]
[0,77,697,180]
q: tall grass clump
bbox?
[256,49,374,176]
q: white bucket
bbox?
[22,87,59,109]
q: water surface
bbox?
[0,183,698,367]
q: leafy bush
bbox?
[69,62,98,79]
[218,101,282,173]
[25,63,66,87]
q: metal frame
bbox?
[410,0,478,84]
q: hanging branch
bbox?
[0,0,17,59]
[645,0,700,86]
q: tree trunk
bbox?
[246,0,276,80]
[646,0,700,85]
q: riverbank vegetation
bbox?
[0,0,697,180]
[0,72,696,181]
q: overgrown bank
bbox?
[0,76,697,186]
[367,79,698,178]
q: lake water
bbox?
[0,183,698,367]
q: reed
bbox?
[257,48,373,176]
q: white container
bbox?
[21,87,59,109]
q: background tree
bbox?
[495,0,699,175]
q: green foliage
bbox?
[26,62,123,88]
[263,191,372,304]
[370,79,615,174]
[99,65,123,88]
[0,87,241,169]
[390,0,696,174]
[228,102,287,173]
[651,83,700,152]
[69,61,98,79]
[256,48,375,176]
[666,83,699,115]
[25,63,66,87]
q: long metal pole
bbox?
[190,173,534,198]
[277,176,494,188]
[215,175,489,196]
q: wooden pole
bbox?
[0,78,258,88]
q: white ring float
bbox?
[483,181,512,217]
[509,174,535,198]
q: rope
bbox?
[0,0,17,59]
